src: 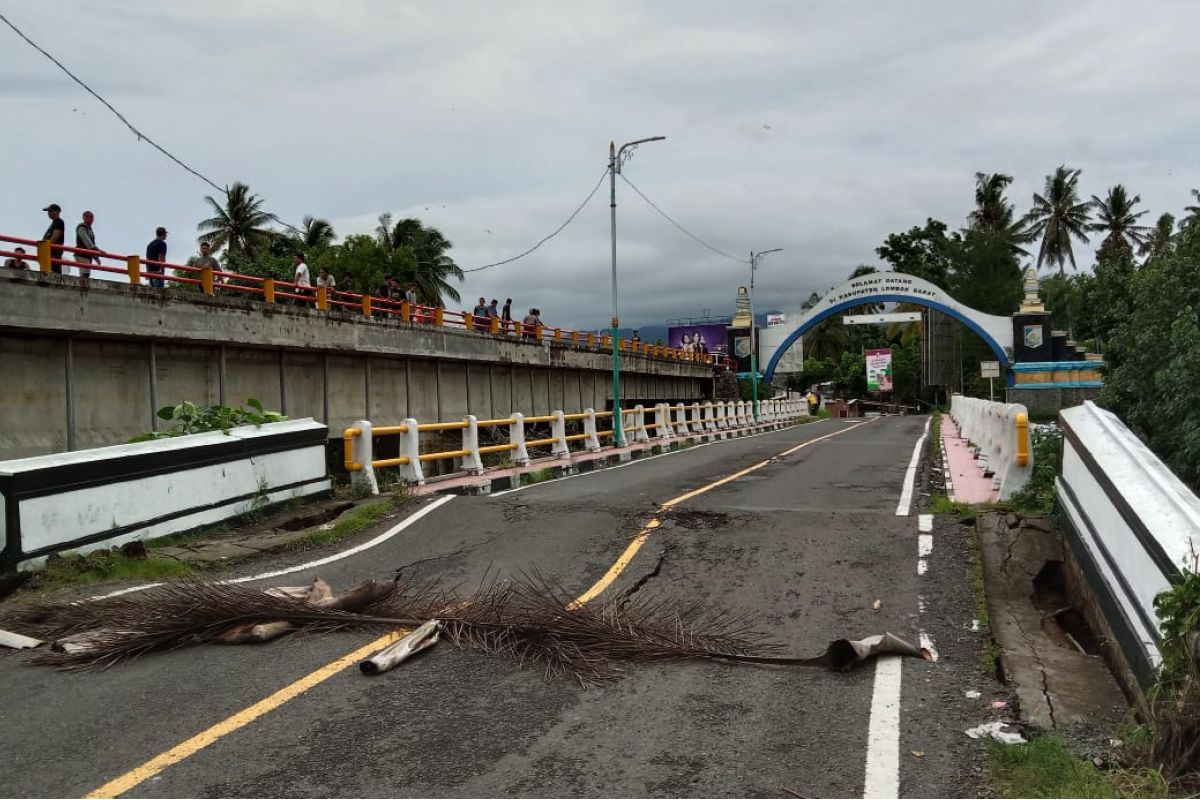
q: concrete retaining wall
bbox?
[0,271,711,458]
[0,419,331,569]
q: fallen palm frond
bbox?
[1,573,929,684]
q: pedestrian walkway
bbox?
[941,415,998,504]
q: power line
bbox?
[0,11,309,235]
[460,168,608,273]
[2,10,600,266]
[618,173,744,264]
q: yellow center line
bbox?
[87,417,870,798]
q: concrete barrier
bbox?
[1056,401,1200,692]
[0,419,330,570]
[950,395,1033,499]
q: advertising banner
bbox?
[667,324,729,355]
[866,348,893,392]
[766,313,787,327]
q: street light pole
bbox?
[609,135,665,446]
[748,248,782,421]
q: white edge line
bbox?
[862,655,902,799]
[490,419,830,498]
[917,534,933,558]
[90,494,457,600]
[895,417,932,517]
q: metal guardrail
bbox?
[343,397,808,493]
[949,395,1033,500]
[0,232,722,367]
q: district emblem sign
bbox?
[1023,325,1044,349]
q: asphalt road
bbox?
[0,416,993,798]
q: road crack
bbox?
[618,544,673,607]
[393,533,503,578]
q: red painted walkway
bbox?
[941,416,998,504]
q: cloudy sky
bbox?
[4,1,1199,328]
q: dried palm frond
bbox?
[1,573,924,684]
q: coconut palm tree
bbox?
[1024,166,1092,275]
[1089,184,1149,254]
[299,216,336,249]
[1139,213,1175,259]
[197,182,276,260]
[967,172,1031,257]
[372,215,464,305]
[1180,189,1200,232]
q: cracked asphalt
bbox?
[0,416,996,798]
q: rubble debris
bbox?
[360,620,440,675]
[965,721,1027,745]
[0,628,41,649]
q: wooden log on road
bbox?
[359,619,441,675]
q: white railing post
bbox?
[398,418,425,484]
[583,408,601,452]
[655,403,674,441]
[704,401,716,432]
[510,412,530,466]
[690,403,703,434]
[716,401,729,430]
[350,419,379,496]
[674,403,689,436]
[551,410,570,459]
[462,415,484,474]
[634,404,650,442]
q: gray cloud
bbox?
[3,0,1199,329]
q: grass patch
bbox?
[519,467,558,487]
[988,734,1168,799]
[931,494,979,522]
[298,499,397,548]
[27,551,194,593]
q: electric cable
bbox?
[618,173,744,263]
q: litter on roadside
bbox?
[965,721,1027,745]
[0,628,42,649]
[991,699,1008,709]
[964,690,981,699]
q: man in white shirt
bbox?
[293,252,311,304]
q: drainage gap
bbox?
[278,502,355,532]
[1030,560,1102,655]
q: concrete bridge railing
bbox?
[345,398,809,493]
[949,395,1032,500]
[1056,401,1200,700]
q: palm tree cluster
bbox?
[196,183,464,306]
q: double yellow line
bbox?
[88,419,867,798]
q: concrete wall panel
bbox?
[369,357,408,424]
[156,343,218,410]
[0,335,68,457]
[512,366,533,415]
[466,363,492,419]
[489,366,512,418]
[438,362,469,421]
[407,359,438,422]
[327,355,367,434]
[530,368,550,416]
[72,339,153,449]
[283,352,324,424]
[225,347,283,414]
[549,370,566,413]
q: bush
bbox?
[1008,425,1061,513]
[130,399,287,442]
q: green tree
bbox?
[197,182,277,261]
[950,228,1023,316]
[299,216,336,249]
[1181,189,1200,233]
[371,215,465,306]
[1139,213,1175,260]
[876,218,955,290]
[1101,225,1200,491]
[967,172,1031,257]
[1025,165,1092,275]
[1089,184,1149,256]
[314,234,415,296]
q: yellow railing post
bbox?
[535,324,543,341]
[1015,412,1030,467]
[491,317,500,334]
[434,307,444,326]
[587,333,595,347]
[361,295,372,316]
[316,286,328,311]
[514,321,524,337]
[464,312,474,330]
[263,278,275,304]
[571,331,580,345]
[126,255,141,285]
[36,240,52,273]
[201,266,214,296]
[400,300,411,323]
[554,328,562,343]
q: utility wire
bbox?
[618,173,744,264]
[2,10,602,266]
[460,168,608,273]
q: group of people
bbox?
[678,332,711,356]
[469,297,545,337]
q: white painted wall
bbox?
[0,419,330,567]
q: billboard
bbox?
[668,324,729,355]
[766,313,787,327]
[866,348,893,392]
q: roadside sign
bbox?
[980,361,1000,379]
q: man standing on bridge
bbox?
[145,227,168,288]
[74,210,97,281]
[293,252,311,304]
[41,203,65,274]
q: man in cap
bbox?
[146,227,168,288]
[41,203,65,273]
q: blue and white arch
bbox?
[759,272,1014,385]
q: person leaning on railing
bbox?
[3,246,29,270]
